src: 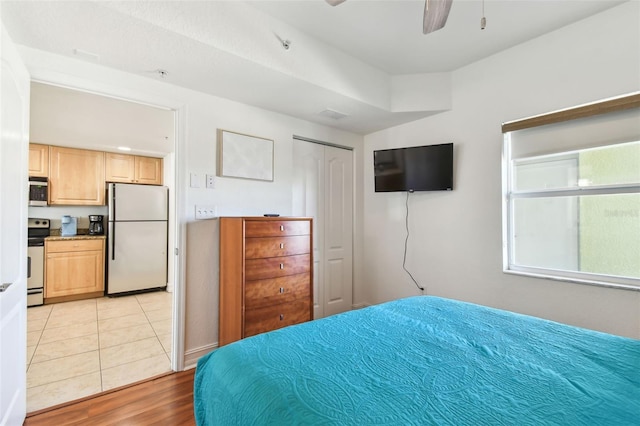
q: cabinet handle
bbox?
[279,243,284,249]
[279,287,285,293]
[280,225,284,231]
[279,263,284,269]
[279,314,284,321]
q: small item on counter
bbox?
[88,215,104,235]
[61,215,77,236]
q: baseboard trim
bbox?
[184,343,218,369]
[352,302,371,309]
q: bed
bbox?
[194,296,640,425]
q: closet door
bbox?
[292,141,324,318]
[293,139,353,318]
[323,147,353,316]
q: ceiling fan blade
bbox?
[423,0,453,34]
[326,0,346,5]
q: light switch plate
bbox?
[206,174,215,189]
[190,172,200,188]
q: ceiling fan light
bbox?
[326,0,346,6]
[423,0,453,34]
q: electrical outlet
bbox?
[206,174,215,189]
[195,205,217,219]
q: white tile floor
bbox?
[26,291,173,413]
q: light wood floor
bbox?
[24,369,195,425]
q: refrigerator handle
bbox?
[109,183,116,219]
[27,256,31,279]
[111,222,116,261]
[110,183,116,261]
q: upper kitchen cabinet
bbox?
[135,156,163,185]
[105,152,163,185]
[49,146,105,205]
[29,143,49,177]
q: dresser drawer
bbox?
[244,220,310,237]
[245,254,310,281]
[244,298,311,338]
[245,273,311,309]
[245,236,310,259]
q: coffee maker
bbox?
[88,215,104,235]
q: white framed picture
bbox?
[217,129,274,181]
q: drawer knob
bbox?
[279,243,284,249]
[280,225,284,231]
[279,287,285,293]
[279,314,284,321]
[279,263,284,269]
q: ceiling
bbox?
[247,0,624,74]
[1,0,626,153]
[30,82,175,157]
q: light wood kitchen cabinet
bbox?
[49,146,105,205]
[44,238,105,301]
[29,143,49,177]
[105,152,163,185]
[135,155,163,185]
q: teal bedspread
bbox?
[194,296,640,425]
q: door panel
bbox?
[0,24,30,425]
[292,141,324,318]
[109,183,168,221]
[327,259,346,301]
[107,221,168,294]
[293,140,353,319]
[324,148,353,316]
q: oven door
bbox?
[27,245,44,306]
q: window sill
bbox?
[503,269,640,292]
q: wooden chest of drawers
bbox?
[219,217,313,346]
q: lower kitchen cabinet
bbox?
[44,238,105,301]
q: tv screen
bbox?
[374,143,453,192]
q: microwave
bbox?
[28,177,48,206]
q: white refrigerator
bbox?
[107,183,168,296]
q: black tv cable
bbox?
[403,191,425,292]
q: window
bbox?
[502,95,640,290]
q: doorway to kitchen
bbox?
[26,292,173,412]
[25,82,180,413]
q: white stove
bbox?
[27,218,50,307]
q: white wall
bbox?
[28,205,108,231]
[17,46,364,367]
[361,1,640,339]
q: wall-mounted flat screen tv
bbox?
[374,143,453,192]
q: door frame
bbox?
[24,73,187,372]
[1,23,30,425]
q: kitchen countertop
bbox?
[46,235,106,241]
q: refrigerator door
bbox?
[107,221,168,295]
[108,183,168,222]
